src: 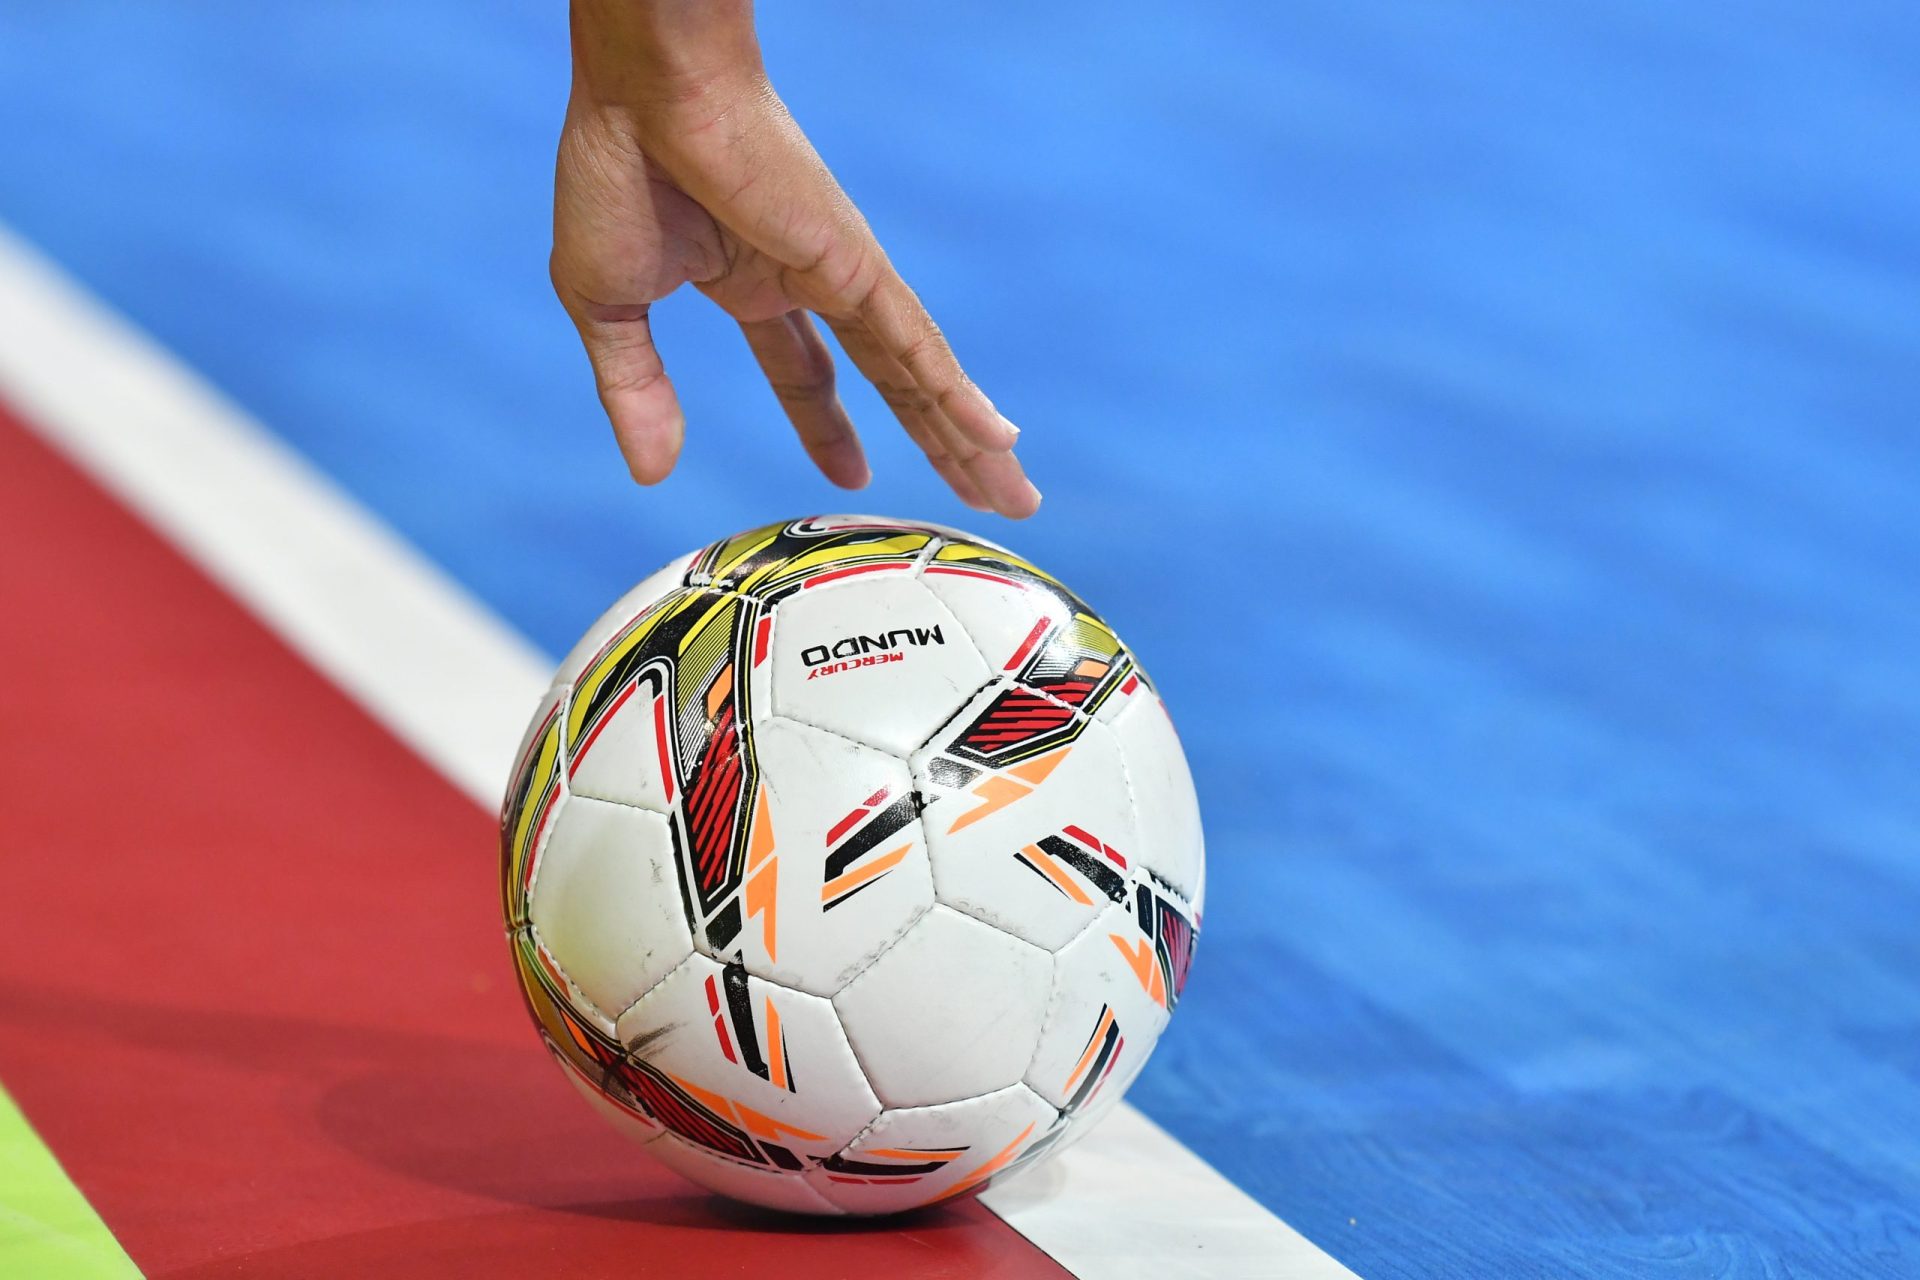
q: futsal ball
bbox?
[501,516,1203,1214]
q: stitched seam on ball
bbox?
[606,949,704,1035]
[759,708,904,761]
[833,1109,890,1161]
[525,919,618,1031]
[1019,927,1079,1090]
[831,899,934,996]
[840,905,1052,1111]
[828,901,953,1109]
[1109,694,1200,903]
[910,535,946,576]
[1048,898,1108,956]
[557,785,672,817]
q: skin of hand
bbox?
[553,0,1040,518]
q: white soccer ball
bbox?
[501,516,1204,1214]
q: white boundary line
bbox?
[0,225,1358,1280]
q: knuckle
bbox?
[875,380,935,416]
[768,369,836,402]
[888,390,937,417]
[931,382,977,417]
[599,365,665,397]
[894,326,949,369]
[829,246,883,310]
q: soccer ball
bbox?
[501,516,1203,1214]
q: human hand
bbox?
[552,0,1040,517]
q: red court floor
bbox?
[0,406,1067,1277]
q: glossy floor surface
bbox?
[3,5,1918,1275]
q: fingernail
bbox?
[996,413,1021,448]
[1021,479,1043,514]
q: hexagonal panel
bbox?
[922,563,1076,674]
[1109,689,1205,907]
[527,794,692,1020]
[912,684,1140,951]
[921,545,1137,718]
[833,906,1051,1108]
[564,664,675,814]
[807,1082,1060,1214]
[615,955,881,1169]
[769,576,988,756]
[723,717,934,995]
[1025,898,1178,1117]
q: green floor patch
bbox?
[0,1081,140,1278]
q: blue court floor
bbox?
[3,4,1918,1274]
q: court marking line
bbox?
[0,223,1360,1280]
[0,1083,140,1279]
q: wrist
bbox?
[570,0,764,108]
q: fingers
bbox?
[825,314,1035,518]
[930,454,995,514]
[956,449,1038,519]
[628,86,1039,517]
[569,305,685,484]
[853,277,1039,518]
[739,311,869,490]
[586,71,1038,516]
[858,273,1020,456]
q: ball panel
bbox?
[689,515,940,600]
[563,668,674,813]
[1023,900,1174,1116]
[806,1083,1060,1214]
[922,551,1139,720]
[563,587,753,806]
[613,956,880,1171]
[731,717,934,995]
[913,683,1141,952]
[561,585,772,958]
[527,795,692,1020]
[921,567,1075,675]
[1109,690,1206,908]
[769,577,988,757]
[648,1133,844,1214]
[833,906,1051,1109]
